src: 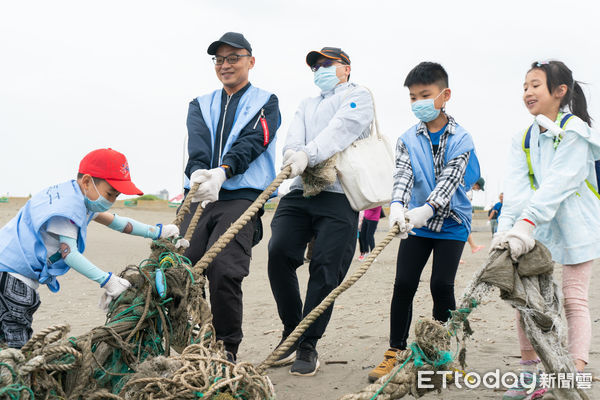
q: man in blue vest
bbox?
[179,32,280,363]
[0,148,183,348]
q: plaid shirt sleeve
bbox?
[427,152,470,209]
[391,139,414,205]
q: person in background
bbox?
[358,206,382,261]
[488,192,503,234]
[465,177,485,254]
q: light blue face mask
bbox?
[313,66,341,92]
[84,180,114,213]
[411,90,446,122]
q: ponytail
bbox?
[530,60,592,127]
[571,81,592,126]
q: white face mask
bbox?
[411,89,447,122]
[313,65,344,92]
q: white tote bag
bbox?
[336,87,395,211]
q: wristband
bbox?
[100,272,113,288]
[425,202,436,212]
[155,223,163,240]
[522,218,536,227]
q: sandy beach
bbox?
[1,202,597,399]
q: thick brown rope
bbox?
[192,166,292,275]
[183,202,204,242]
[172,182,200,228]
[257,225,400,372]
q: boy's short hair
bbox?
[76,173,106,186]
[404,62,449,89]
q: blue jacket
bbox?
[184,83,280,201]
[0,180,91,292]
[401,123,480,230]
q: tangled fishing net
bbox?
[0,238,273,400]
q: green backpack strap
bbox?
[523,113,600,199]
[521,125,537,190]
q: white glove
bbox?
[189,169,210,203]
[99,274,131,312]
[175,238,190,250]
[389,202,411,239]
[282,150,308,179]
[191,168,226,204]
[504,220,535,261]
[405,203,435,229]
[490,231,508,252]
[159,224,180,239]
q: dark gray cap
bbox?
[207,32,252,55]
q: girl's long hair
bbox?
[530,61,592,126]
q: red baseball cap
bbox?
[79,148,143,195]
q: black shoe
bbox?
[272,333,299,367]
[290,342,320,376]
[226,351,237,364]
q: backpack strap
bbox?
[521,125,537,190]
[558,113,600,199]
[559,113,574,129]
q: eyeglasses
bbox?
[311,59,337,72]
[212,54,251,65]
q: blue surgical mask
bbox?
[411,90,446,122]
[84,180,114,212]
[313,66,341,92]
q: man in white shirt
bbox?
[267,47,374,376]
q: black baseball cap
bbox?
[475,177,485,191]
[207,32,252,55]
[306,47,351,67]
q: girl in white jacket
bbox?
[494,60,600,398]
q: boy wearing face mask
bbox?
[0,148,184,348]
[268,47,374,376]
[368,62,480,382]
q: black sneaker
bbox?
[290,342,320,376]
[226,351,237,364]
[272,333,299,367]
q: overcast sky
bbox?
[1,0,599,207]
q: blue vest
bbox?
[401,123,480,229]
[0,180,91,292]
[194,85,277,192]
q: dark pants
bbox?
[0,272,41,348]
[268,190,358,347]
[359,219,378,253]
[180,199,255,355]
[390,235,465,349]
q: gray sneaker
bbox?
[271,334,299,367]
[290,342,320,376]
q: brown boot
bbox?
[368,348,400,382]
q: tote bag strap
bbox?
[361,86,382,140]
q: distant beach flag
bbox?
[169,193,184,206]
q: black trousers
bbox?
[268,190,358,347]
[180,199,255,355]
[359,219,378,253]
[390,235,465,349]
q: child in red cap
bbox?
[0,148,185,348]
